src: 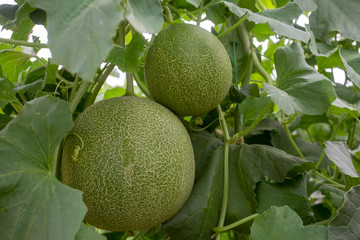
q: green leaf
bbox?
[190,131,223,181]
[24,0,124,81]
[256,174,315,224]
[264,42,336,115]
[0,50,32,83]
[126,0,164,34]
[163,147,224,240]
[294,0,317,11]
[0,114,12,130]
[223,1,310,42]
[106,32,147,73]
[325,141,358,178]
[75,223,106,240]
[250,206,328,240]
[0,78,17,108]
[329,185,360,240]
[329,98,359,119]
[340,48,360,89]
[226,144,314,233]
[238,96,271,123]
[0,95,87,240]
[309,0,360,42]
[186,0,202,8]
[103,87,126,99]
[11,3,35,41]
[44,60,58,85]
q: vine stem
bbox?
[215,105,230,240]
[217,13,248,39]
[314,171,345,190]
[133,72,152,99]
[284,124,305,159]
[86,64,116,107]
[232,101,274,142]
[213,213,258,232]
[251,49,273,85]
[70,81,90,113]
[0,37,48,48]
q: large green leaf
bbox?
[0,78,17,108]
[309,0,360,42]
[256,174,315,224]
[163,147,224,240]
[226,143,314,233]
[0,95,88,240]
[126,0,164,34]
[223,1,310,42]
[264,42,336,115]
[0,50,32,83]
[329,185,360,240]
[250,206,328,240]
[24,0,124,81]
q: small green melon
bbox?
[144,23,233,116]
[61,96,195,231]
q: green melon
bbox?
[61,96,195,231]
[144,23,233,116]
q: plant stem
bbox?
[69,75,80,102]
[314,171,346,190]
[217,13,247,39]
[215,105,230,240]
[213,213,258,232]
[196,1,204,26]
[86,64,116,106]
[125,73,135,96]
[232,101,274,141]
[163,5,173,24]
[0,37,48,48]
[251,49,273,85]
[284,124,305,159]
[70,81,90,113]
[133,72,152,99]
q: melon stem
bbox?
[215,105,230,240]
[125,73,135,96]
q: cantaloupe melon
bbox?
[61,96,195,231]
[144,23,232,116]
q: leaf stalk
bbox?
[217,13,248,39]
[213,213,258,232]
[0,37,48,48]
[232,101,274,141]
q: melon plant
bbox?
[144,23,233,116]
[1,1,360,240]
[61,96,195,231]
